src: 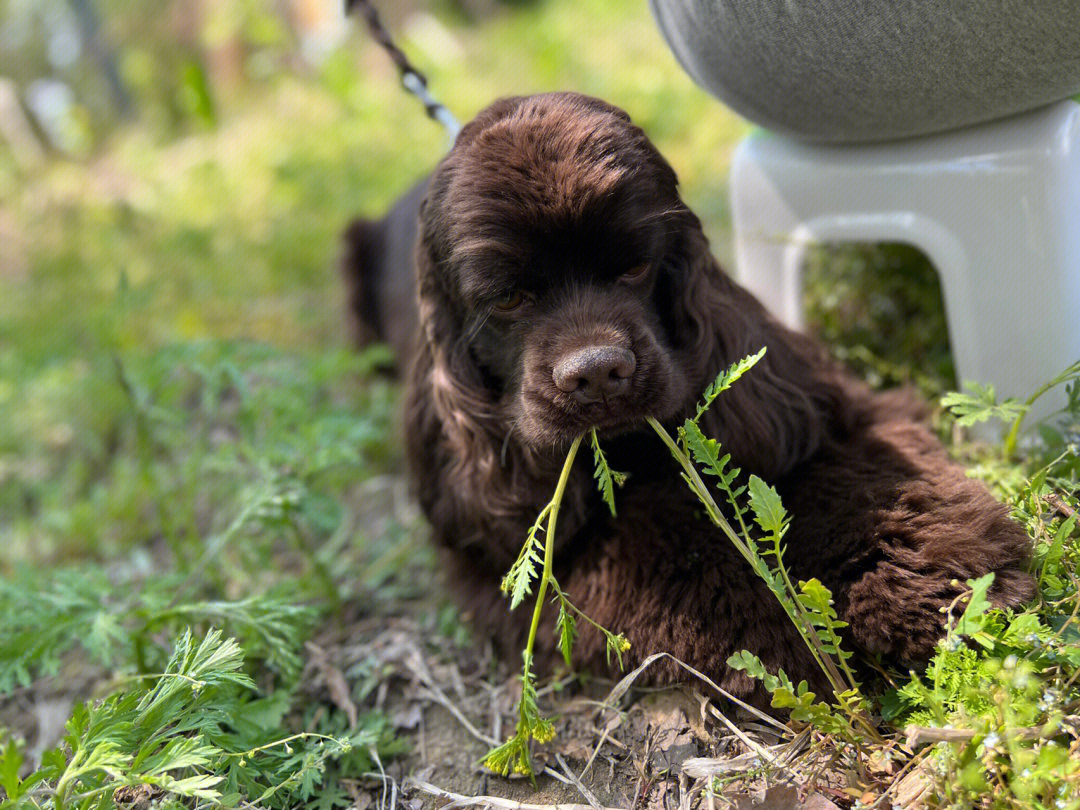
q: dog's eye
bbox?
[621,264,650,281]
[493,290,527,312]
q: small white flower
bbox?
[1038,688,1061,712]
[982,732,1000,747]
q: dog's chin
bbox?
[515,388,682,453]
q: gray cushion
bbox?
[649,0,1080,143]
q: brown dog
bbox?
[343,92,1033,701]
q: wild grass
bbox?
[483,431,630,779]
[0,336,418,809]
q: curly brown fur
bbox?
[369,92,1033,703]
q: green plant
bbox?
[942,360,1080,457]
[0,339,413,809]
[486,348,886,779]
[862,363,1080,810]
[0,566,318,692]
[0,628,395,810]
[641,354,1080,807]
[644,349,881,743]
[483,430,630,778]
[878,564,1080,809]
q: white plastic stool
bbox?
[731,100,1080,423]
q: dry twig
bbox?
[905,716,1080,749]
[405,779,625,810]
[555,753,605,810]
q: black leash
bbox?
[345,0,462,138]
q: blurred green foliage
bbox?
[803,243,956,397]
[1,0,747,367]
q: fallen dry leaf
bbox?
[307,642,359,729]
[892,758,935,810]
[730,784,839,810]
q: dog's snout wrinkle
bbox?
[553,346,636,404]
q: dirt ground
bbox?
[0,469,932,810]
[303,612,889,810]
[2,598,931,810]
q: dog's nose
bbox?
[553,346,637,404]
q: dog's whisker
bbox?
[464,309,493,343]
[500,422,517,466]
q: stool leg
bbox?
[730,138,807,330]
[930,211,1080,427]
[732,233,807,331]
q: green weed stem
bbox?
[522,435,583,687]
[646,417,883,743]
[647,418,832,674]
[1003,360,1080,457]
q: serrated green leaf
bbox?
[149,771,225,800]
[747,475,788,537]
[727,649,786,694]
[694,347,767,422]
[590,430,626,517]
[797,578,838,618]
[941,383,1027,427]
[727,649,767,679]
[139,736,216,775]
[501,508,549,610]
[683,420,724,477]
[555,600,576,669]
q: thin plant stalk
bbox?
[1002,360,1080,458]
[522,435,583,682]
[484,435,588,776]
[647,417,838,680]
[646,417,883,742]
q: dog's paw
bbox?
[843,559,1035,664]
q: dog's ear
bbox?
[667,226,846,480]
[410,191,502,491]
